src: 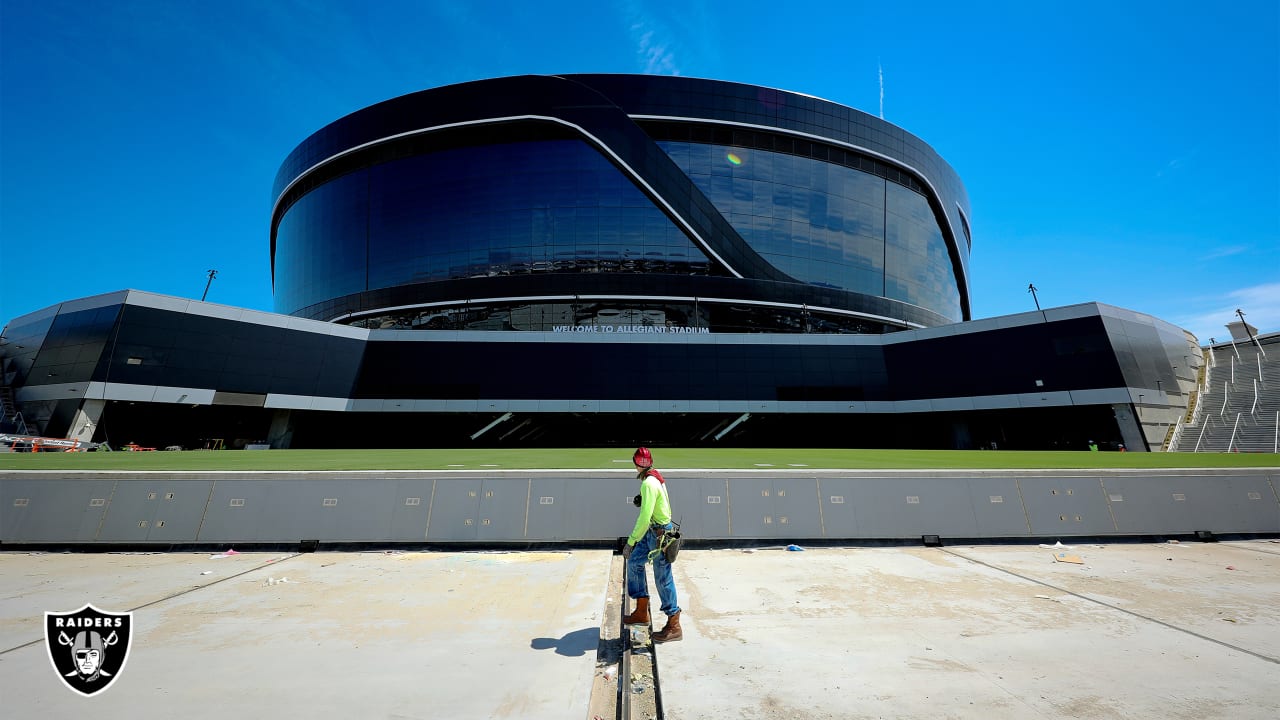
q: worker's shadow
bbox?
[530,627,599,657]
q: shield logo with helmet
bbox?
[44,604,133,696]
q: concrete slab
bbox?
[2,542,1278,719]
[661,541,1280,720]
[0,550,611,719]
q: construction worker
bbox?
[622,446,682,643]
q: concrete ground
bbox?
[1,541,1278,719]
[663,541,1280,720]
[0,549,609,719]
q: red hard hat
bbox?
[632,447,653,468]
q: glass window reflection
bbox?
[658,141,961,321]
[273,140,713,316]
[347,300,890,335]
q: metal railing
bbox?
[1193,415,1209,452]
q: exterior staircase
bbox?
[1177,334,1278,452]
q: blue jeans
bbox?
[627,524,680,616]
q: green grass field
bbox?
[1,448,1277,471]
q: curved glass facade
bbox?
[272,74,972,330]
[275,140,714,316]
[658,141,961,320]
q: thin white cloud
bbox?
[878,59,884,119]
[1175,282,1280,342]
[1198,245,1248,261]
[620,0,681,75]
[1156,149,1197,178]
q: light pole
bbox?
[1027,283,1041,311]
[1236,308,1266,358]
[201,269,218,302]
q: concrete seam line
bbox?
[0,553,302,656]
[939,548,1280,666]
[1217,544,1280,558]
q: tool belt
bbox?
[649,521,682,564]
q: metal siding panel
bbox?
[477,479,530,541]
[526,477,567,540]
[389,479,433,541]
[255,479,394,543]
[145,480,216,543]
[1194,474,1280,533]
[97,480,167,542]
[727,477,776,538]
[426,479,483,541]
[666,477,730,539]
[850,478,981,539]
[1102,474,1202,534]
[1103,474,1280,534]
[772,477,822,538]
[322,480,399,541]
[1238,473,1280,532]
[815,478,860,538]
[197,479,276,543]
[259,481,341,542]
[962,477,1032,537]
[1018,476,1118,535]
[558,476,637,540]
[0,479,115,543]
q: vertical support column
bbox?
[267,409,294,449]
[69,398,106,443]
[1112,403,1148,452]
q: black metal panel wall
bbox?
[3,470,1276,546]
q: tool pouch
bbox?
[658,522,682,564]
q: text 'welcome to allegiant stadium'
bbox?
[552,325,711,334]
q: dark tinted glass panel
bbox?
[25,305,120,385]
[659,140,962,323]
[105,307,364,397]
[273,140,709,315]
[347,300,889,334]
[274,171,369,316]
[885,183,962,320]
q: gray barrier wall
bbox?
[2,470,1278,546]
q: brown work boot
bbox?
[623,597,650,625]
[652,611,682,643]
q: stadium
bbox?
[0,74,1234,452]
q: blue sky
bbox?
[2,0,1277,343]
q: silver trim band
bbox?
[331,293,926,330]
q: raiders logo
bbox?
[44,604,133,697]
